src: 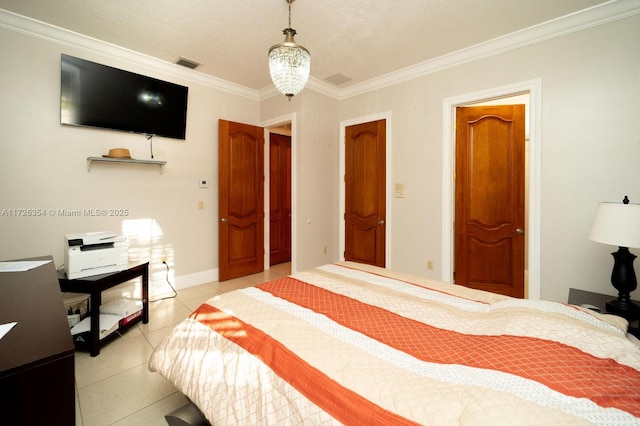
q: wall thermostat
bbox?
[199,179,209,188]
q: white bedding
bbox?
[149,262,640,425]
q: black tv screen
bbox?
[60,54,188,140]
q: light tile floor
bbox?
[74,262,291,426]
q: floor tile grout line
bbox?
[106,390,184,425]
[74,263,291,424]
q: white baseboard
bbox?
[174,268,219,290]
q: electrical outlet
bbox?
[427,260,434,270]
[67,314,80,328]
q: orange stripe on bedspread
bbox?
[258,277,640,417]
[192,303,419,426]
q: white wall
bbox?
[261,89,340,273]
[2,9,639,306]
[338,14,640,303]
[0,26,260,294]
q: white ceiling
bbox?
[0,0,609,92]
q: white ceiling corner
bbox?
[1,0,638,101]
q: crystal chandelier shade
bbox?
[268,0,310,100]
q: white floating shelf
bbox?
[87,157,166,173]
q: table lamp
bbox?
[588,196,640,316]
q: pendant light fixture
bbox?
[268,0,310,100]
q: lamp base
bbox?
[606,297,640,321]
[606,247,640,321]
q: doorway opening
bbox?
[262,114,297,274]
[442,79,542,299]
[268,127,292,267]
[455,103,526,297]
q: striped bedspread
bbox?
[149,262,640,425]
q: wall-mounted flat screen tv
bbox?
[60,54,188,140]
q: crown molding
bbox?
[0,8,261,101]
[334,0,640,100]
[259,76,341,101]
[2,0,639,103]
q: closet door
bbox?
[344,119,386,267]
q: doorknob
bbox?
[378,220,385,225]
[220,218,228,223]
[515,228,524,235]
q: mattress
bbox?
[149,262,640,425]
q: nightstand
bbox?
[568,288,640,338]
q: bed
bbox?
[149,262,640,425]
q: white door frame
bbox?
[442,79,542,299]
[261,113,297,273]
[338,112,393,268]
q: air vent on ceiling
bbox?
[175,57,201,70]
[324,73,352,86]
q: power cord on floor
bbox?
[151,260,177,302]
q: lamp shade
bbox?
[588,202,640,248]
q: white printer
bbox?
[64,231,128,279]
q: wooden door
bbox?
[269,133,291,265]
[455,105,525,297]
[344,119,386,267]
[218,119,264,281]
